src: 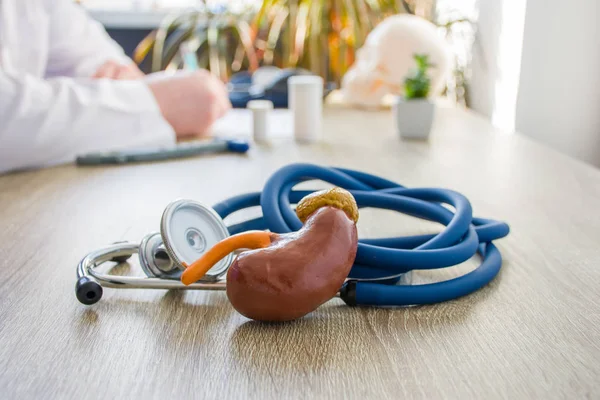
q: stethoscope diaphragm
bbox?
[159,199,232,282]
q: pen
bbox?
[76,139,250,166]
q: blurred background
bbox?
[79,0,600,167]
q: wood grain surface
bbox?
[0,106,599,399]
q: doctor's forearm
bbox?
[0,73,175,174]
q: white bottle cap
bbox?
[288,75,324,87]
[247,100,274,143]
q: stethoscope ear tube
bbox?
[75,242,139,305]
[76,242,134,304]
[75,241,228,305]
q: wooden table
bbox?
[0,106,598,399]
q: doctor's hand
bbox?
[92,60,145,80]
[146,70,231,139]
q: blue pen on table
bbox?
[75,139,250,166]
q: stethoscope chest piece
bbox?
[139,232,176,278]
[158,199,232,281]
[76,199,231,305]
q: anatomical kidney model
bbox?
[181,188,359,322]
[341,14,452,107]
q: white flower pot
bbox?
[393,97,436,140]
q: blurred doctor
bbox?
[0,0,231,174]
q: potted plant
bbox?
[393,53,436,139]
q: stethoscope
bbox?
[76,163,510,307]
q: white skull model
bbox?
[341,14,452,107]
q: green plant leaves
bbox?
[404,53,433,99]
[137,1,433,84]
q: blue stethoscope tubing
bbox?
[212,163,510,307]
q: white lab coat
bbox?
[0,0,175,174]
